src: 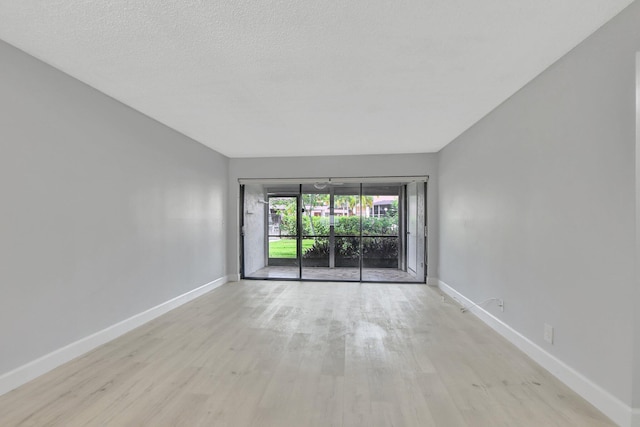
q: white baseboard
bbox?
[0,275,229,397]
[227,273,241,282]
[426,277,439,286]
[437,278,638,427]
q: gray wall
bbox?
[228,154,438,280]
[0,40,228,376]
[438,2,639,406]
[635,53,640,409]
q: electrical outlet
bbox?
[544,324,554,344]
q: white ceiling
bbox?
[0,1,633,158]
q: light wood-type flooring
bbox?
[0,281,614,426]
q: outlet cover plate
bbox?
[544,323,554,344]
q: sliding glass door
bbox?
[241,179,426,283]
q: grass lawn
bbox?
[269,239,315,258]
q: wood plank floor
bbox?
[0,281,614,426]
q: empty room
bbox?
[1,1,640,426]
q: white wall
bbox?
[0,40,228,378]
[228,154,438,280]
[242,184,267,276]
[438,0,639,411]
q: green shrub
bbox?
[302,236,398,260]
[277,210,400,260]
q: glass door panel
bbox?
[333,185,361,279]
[361,184,413,282]
[300,184,331,279]
[264,195,300,279]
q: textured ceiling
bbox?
[0,1,633,158]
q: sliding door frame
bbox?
[239,177,428,284]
